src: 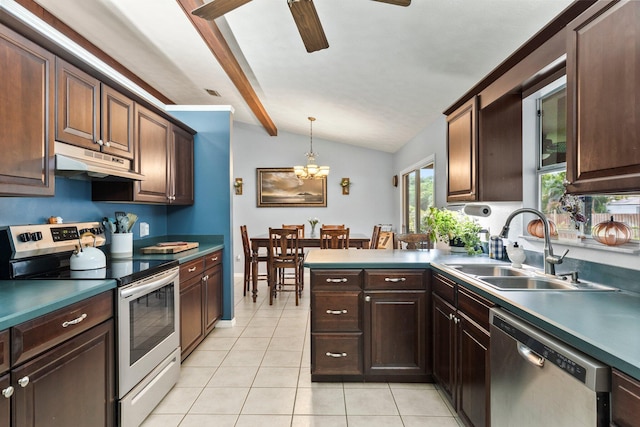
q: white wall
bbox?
[232,122,395,274]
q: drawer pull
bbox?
[17,377,29,388]
[325,352,347,358]
[325,278,348,283]
[2,386,13,398]
[62,313,87,328]
[326,309,348,315]
[188,266,197,272]
[384,277,406,282]
[210,256,218,262]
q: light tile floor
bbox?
[141,275,461,427]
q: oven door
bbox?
[118,266,180,398]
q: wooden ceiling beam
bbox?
[176,0,278,136]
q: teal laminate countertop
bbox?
[0,279,116,330]
[305,249,640,381]
[0,236,223,331]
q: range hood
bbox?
[54,141,144,181]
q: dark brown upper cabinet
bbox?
[447,97,478,202]
[0,24,55,197]
[56,58,135,160]
[446,94,522,203]
[92,105,194,205]
[566,0,640,194]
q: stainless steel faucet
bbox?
[499,208,568,275]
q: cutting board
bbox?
[140,242,199,254]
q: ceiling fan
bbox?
[192,0,411,53]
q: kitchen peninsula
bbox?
[305,249,640,425]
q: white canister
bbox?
[111,233,133,258]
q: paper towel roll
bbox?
[463,204,492,217]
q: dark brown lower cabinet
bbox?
[180,273,205,360]
[612,369,640,427]
[180,251,223,360]
[12,319,114,427]
[432,272,492,427]
[204,263,222,334]
[364,291,428,380]
[310,268,430,382]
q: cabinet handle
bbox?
[95,140,103,146]
[104,141,111,147]
[454,317,460,324]
[325,278,348,283]
[448,313,454,321]
[384,277,406,282]
[326,309,348,315]
[2,386,13,398]
[365,295,371,302]
[325,352,347,358]
[188,267,197,272]
[17,377,29,388]
[203,275,209,281]
[62,313,87,328]
[211,257,218,262]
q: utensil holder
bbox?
[111,233,133,258]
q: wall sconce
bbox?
[234,178,243,195]
[340,178,351,195]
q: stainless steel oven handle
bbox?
[120,269,179,299]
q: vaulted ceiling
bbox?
[34,0,573,152]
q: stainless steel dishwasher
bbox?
[490,308,610,426]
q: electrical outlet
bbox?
[140,222,150,237]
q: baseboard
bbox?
[215,318,236,328]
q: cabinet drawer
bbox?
[432,273,456,304]
[612,369,640,427]
[11,291,113,366]
[312,333,362,376]
[364,269,425,290]
[180,257,204,281]
[458,286,493,331]
[204,250,222,269]
[0,330,8,373]
[312,291,361,332]
[311,270,363,290]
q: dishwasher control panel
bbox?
[492,313,587,383]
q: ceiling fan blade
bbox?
[372,0,411,6]
[192,0,253,20]
[288,0,329,53]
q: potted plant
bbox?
[423,207,482,254]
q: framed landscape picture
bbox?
[256,168,327,207]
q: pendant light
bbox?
[294,117,329,179]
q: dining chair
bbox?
[319,227,350,249]
[321,224,345,230]
[281,224,305,289]
[282,224,305,237]
[240,225,268,296]
[369,225,382,249]
[267,228,304,305]
[395,233,431,250]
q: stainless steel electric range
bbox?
[0,222,181,427]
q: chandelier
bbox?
[294,117,329,179]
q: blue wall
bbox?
[167,108,234,321]
[0,177,168,236]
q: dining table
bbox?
[249,233,371,302]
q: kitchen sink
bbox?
[477,276,618,292]
[447,264,532,277]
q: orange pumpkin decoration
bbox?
[592,216,631,246]
[527,219,557,238]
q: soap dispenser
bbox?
[506,241,526,268]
